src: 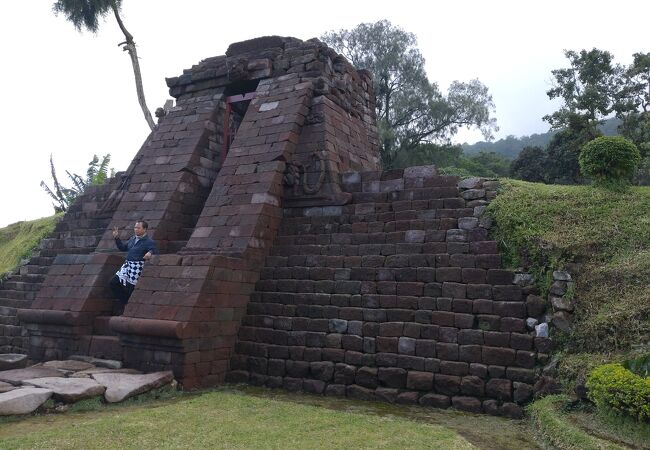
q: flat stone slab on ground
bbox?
[24,377,105,403]
[92,371,174,403]
[0,381,18,393]
[71,368,142,378]
[69,355,122,370]
[0,387,52,415]
[42,360,96,372]
[0,354,28,371]
[0,367,64,386]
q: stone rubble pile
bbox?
[0,354,175,416]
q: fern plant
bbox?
[40,153,114,212]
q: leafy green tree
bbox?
[41,154,114,212]
[52,0,155,131]
[544,49,622,133]
[322,20,497,168]
[509,146,548,183]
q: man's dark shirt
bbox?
[115,235,157,261]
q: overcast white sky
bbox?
[0,0,647,227]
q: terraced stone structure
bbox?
[9,36,549,417]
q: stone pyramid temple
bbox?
[0,36,550,418]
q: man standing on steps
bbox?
[109,220,157,314]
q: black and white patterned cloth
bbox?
[116,260,145,286]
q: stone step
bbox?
[56,228,107,238]
[0,297,32,308]
[259,259,502,281]
[0,290,35,301]
[0,315,19,326]
[19,265,50,275]
[39,236,100,249]
[0,306,17,316]
[275,226,487,244]
[252,272,517,300]
[0,324,23,337]
[0,342,28,354]
[268,240,495,259]
[281,205,475,223]
[2,281,41,292]
[10,273,45,284]
[54,219,111,233]
[25,256,55,266]
[342,173,460,192]
[39,248,94,257]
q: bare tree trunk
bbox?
[111,5,156,131]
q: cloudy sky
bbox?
[0,0,647,227]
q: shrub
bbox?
[586,363,650,422]
[579,136,640,185]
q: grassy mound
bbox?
[487,180,650,384]
[0,215,59,276]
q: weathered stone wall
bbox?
[227,170,551,418]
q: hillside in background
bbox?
[0,215,59,276]
[462,117,621,159]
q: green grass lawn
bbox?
[0,387,539,450]
[0,215,59,276]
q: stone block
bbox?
[395,391,420,405]
[346,384,375,401]
[436,343,459,361]
[452,396,482,413]
[467,284,492,299]
[484,331,510,347]
[459,345,482,363]
[486,378,512,401]
[333,363,356,385]
[482,346,516,366]
[310,361,334,381]
[415,340,436,358]
[513,382,534,404]
[460,376,485,396]
[398,337,416,355]
[355,366,378,389]
[500,402,524,419]
[406,371,434,390]
[434,374,461,396]
[469,363,488,378]
[440,361,469,376]
[419,393,450,408]
[377,367,407,388]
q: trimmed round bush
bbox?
[579,136,640,183]
[586,363,650,422]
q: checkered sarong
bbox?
[116,260,145,286]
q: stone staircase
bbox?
[228,170,547,418]
[0,182,119,354]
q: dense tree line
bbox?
[462,117,620,159]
